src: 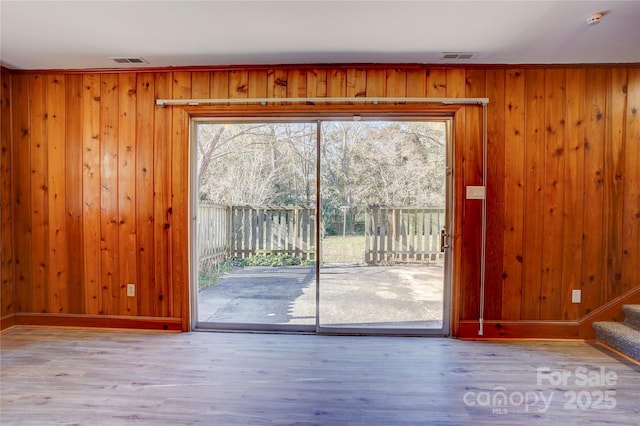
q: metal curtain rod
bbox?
[155,96,489,107]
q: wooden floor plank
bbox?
[1,328,639,425]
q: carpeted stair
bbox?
[593,305,640,362]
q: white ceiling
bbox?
[1,1,639,70]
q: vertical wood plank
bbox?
[447,69,467,98]
[603,68,627,302]
[521,69,546,320]
[287,69,307,99]
[100,74,120,315]
[463,68,485,321]
[64,74,84,313]
[365,69,385,98]
[248,70,268,99]
[426,69,447,97]
[210,71,229,100]
[540,69,566,320]
[483,69,505,320]
[561,68,586,320]
[136,73,156,316]
[252,209,259,254]
[82,74,102,314]
[580,68,607,316]
[415,211,422,262]
[29,75,49,313]
[118,73,137,316]
[172,71,192,325]
[154,72,171,317]
[621,67,640,295]
[270,69,288,100]
[257,208,264,251]
[464,69,485,187]
[1,70,15,316]
[327,68,346,99]
[265,210,272,252]
[346,68,367,101]
[46,74,67,313]
[191,71,210,99]
[12,74,33,312]
[406,69,426,97]
[386,68,406,99]
[306,69,327,98]
[502,69,525,320]
[229,70,248,99]
[243,209,250,257]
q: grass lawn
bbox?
[321,235,366,264]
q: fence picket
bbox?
[364,206,445,264]
[197,204,231,269]
[198,205,316,265]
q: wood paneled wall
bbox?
[486,67,640,319]
[4,71,185,328]
[1,65,638,336]
[1,68,13,319]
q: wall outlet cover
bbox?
[466,186,486,199]
[571,289,581,304]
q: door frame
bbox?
[188,105,461,335]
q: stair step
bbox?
[622,304,640,330]
[593,321,640,362]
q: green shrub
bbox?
[199,255,314,290]
[198,260,237,289]
[235,253,315,267]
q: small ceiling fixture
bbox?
[587,12,605,26]
[440,52,477,60]
[109,57,148,64]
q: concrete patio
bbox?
[197,264,444,329]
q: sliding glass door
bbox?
[194,121,318,331]
[317,120,450,334]
[193,117,451,335]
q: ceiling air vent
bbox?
[109,57,148,64]
[441,52,476,60]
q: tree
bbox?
[196,120,447,215]
[350,121,446,207]
[320,121,366,234]
[196,123,268,195]
[263,123,317,206]
[197,123,318,206]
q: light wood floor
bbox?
[1,328,639,425]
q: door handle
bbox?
[441,229,450,252]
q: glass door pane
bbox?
[194,121,317,331]
[318,120,449,334]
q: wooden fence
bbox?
[230,206,316,260]
[198,204,231,269]
[198,204,316,267]
[199,204,443,266]
[364,206,446,264]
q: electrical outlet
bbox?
[571,289,581,304]
[127,283,135,297]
